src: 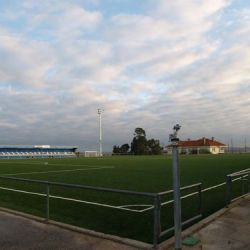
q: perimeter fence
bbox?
[0,168,249,249]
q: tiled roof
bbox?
[178,137,226,147]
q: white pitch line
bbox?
[161,181,227,207]
[118,204,152,208]
[232,175,248,182]
[0,161,114,168]
[202,182,226,192]
[50,195,142,212]
[3,166,115,176]
[0,186,148,213]
[39,163,115,168]
[0,161,42,164]
[0,186,46,197]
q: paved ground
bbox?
[181,195,250,250]
[0,210,140,250]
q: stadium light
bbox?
[169,124,182,250]
[97,109,104,156]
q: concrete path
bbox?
[181,195,250,250]
[0,210,141,250]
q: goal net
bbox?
[84,151,98,157]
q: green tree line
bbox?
[113,128,163,155]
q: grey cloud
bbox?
[0,0,249,150]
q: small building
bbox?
[167,137,227,155]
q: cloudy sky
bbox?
[0,0,249,151]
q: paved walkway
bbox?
[181,195,250,250]
[0,210,141,250]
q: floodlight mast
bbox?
[169,124,182,250]
[97,109,104,157]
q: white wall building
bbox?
[167,137,227,155]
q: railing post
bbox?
[198,184,202,215]
[226,175,232,206]
[243,174,249,195]
[153,195,161,249]
[247,174,250,193]
[46,182,50,221]
[241,176,244,195]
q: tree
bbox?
[114,127,163,156]
[130,128,148,155]
[134,128,146,138]
[147,139,162,155]
[112,144,130,154]
[112,145,120,154]
[120,144,130,154]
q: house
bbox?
[167,137,227,154]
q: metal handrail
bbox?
[160,214,202,237]
[0,175,156,197]
[158,182,202,196]
[158,183,202,240]
[228,168,250,177]
[226,169,249,206]
[0,175,202,249]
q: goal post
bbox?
[84,151,98,157]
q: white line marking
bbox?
[118,204,152,208]
[1,175,246,213]
[0,161,114,168]
[0,186,45,197]
[160,177,247,208]
[0,161,43,165]
[39,163,115,168]
[50,195,142,212]
[0,161,41,164]
[232,175,248,182]
[3,166,115,176]
[202,182,226,192]
[118,204,153,210]
[0,186,148,213]
[139,206,154,212]
[161,181,227,207]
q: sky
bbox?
[0,0,249,151]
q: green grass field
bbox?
[0,154,249,243]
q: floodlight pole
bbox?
[169,124,182,250]
[97,109,103,156]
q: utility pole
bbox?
[244,137,247,153]
[169,124,182,250]
[97,109,104,156]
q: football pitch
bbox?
[0,154,249,243]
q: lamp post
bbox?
[97,109,104,156]
[169,124,182,250]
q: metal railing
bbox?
[0,168,249,249]
[0,175,202,248]
[0,175,157,214]
[226,168,249,206]
[152,183,202,247]
[0,175,160,246]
